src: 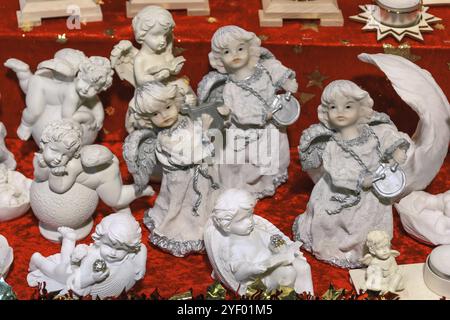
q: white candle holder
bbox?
[126,0,210,18]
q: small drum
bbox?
[372,163,406,199]
[180,100,226,131]
[270,92,301,127]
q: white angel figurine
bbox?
[208,25,299,199]
[110,6,196,133]
[27,211,147,299]
[0,122,16,170]
[204,189,314,295]
[30,120,153,241]
[0,164,29,207]
[360,230,404,294]
[0,235,13,279]
[395,190,450,245]
[5,48,113,145]
[294,80,410,268]
[123,82,219,257]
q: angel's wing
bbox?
[359,253,374,266]
[110,40,139,88]
[197,71,228,104]
[298,123,333,182]
[0,235,13,277]
[123,129,158,194]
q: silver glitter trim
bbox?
[144,214,205,257]
[159,116,189,137]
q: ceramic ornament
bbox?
[27,210,147,299]
[259,0,344,27]
[204,189,314,295]
[0,122,17,170]
[126,0,210,18]
[110,5,196,135]
[0,164,32,222]
[0,235,13,279]
[30,120,154,242]
[123,82,219,257]
[294,53,450,268]
[359,230,405,294]
[422,0,450,5]
[5,49,114,146]
[208,25,300,199]
[395,191,450,246]
[423,245,450,298]
[350,1,441,41]
[16,0,103,28]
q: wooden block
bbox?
[259,0,344,27]
[126,0,210,18]
[17,0,102,28]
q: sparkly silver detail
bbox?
[159,116,189,137]
[144,214,205,257]
[92,259,107,273]
[270,234,286,248]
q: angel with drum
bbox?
[208,25,300,199]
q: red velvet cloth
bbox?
[0,0,448,299]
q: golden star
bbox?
[20,21,33,32]
[298,92,316,105]
[300,22,319,32]
[447,62,450,70]
[306,70,329,89]
[207,17,218,23]
[293,45,303,54]
[56,33,68,44]
[434,23,445,30]
[383,43,421,63]
[258,34,269,41]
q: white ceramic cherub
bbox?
[0,122,16,170]
[30,120,153,241]
[294,80,410,268]
[395,190,450,245]
[123,82,219,257]
[204,189,314,295]
[360,230,404,294]
[5,48,113,145]
[0,235,13,279]
[27,211,147,299]
[208,25,298,199]
[0,164,27,207]
[110,6,196,133]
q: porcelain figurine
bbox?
[27,210,147,299]
[31,120,153,242]
[110,5,196,133]
[204,189,314,295]
[208,25,299,199]
[395,190,450,245]
[5,48,114,146]
[123,82,219,257]
[0,122,16,170]
[360,230,404,294]
[0,164,32,222]
[294,79,410,268]
[0,235,13,278]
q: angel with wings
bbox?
[27,211,147,299]
[123,82,219,258]
[110,6,196,133]
[360,230,404,294]
[204,189,314,295]
[293,79,410,269]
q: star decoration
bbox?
[103,128,110,135]
[94,0,104,4]
[104,28,115,38]
[56,33,68,44]
[350,5,441,41]
[300,22,319,32]
[298,92,316,105]
[383,43,421,62]
[105,106,115,116]
[293,45,303,54]
[306,70,329,89]
[447,62,450,70]
[207,17,218,23]
[20,22,33,32]
[258,35,269,41]
[340,39,351,46]
[173,46,186,56]
[433,23,445,30]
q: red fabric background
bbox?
[0,0,448,299]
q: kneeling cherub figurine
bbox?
[204,189,314,295]
[27,211,147,299]
[360,230,405,294]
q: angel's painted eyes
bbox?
[166,105,172,110]
[330,106,336,109]
[346,105,352,109]
[223,50,230,55]
[151,112,159,117]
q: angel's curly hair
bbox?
[39,120,82,159]
[209,25,261,74]
[318,80,374,129]
[78,56,114,92]
[366,230,390,251]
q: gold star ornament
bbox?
[383,43,421,62]
[306,70,329,89]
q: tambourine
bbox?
[372,163,406,199]
[270,92,301,127]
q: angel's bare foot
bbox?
[58,226,76,241]
[4,58,30,72]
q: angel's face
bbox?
[75,75,99,99]
[327,94,361,130]
[370,242,391,260]
[219,38,251,73]
[146,100,179,128]
[99,237,129,263]
[228,207,255,236]
[42,141,77,168]
[144,24,170,53]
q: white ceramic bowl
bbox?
[423,245,450,298]
[0,171,32,222]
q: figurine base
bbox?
[17,0,103,28]
[39,218,94,243]
[126,0,210,18]
[258,0,344,27]
[349,263,443,300]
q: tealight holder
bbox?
[423,245,450,298]
[373,0,422,28]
